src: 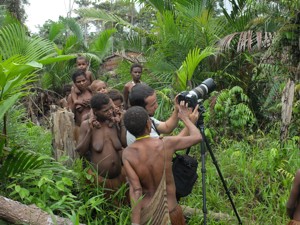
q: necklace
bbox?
[136,135,150,141]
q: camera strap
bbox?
[151,119,160,136]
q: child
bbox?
[108,89,124,112]
[123,63,143,109]
[108,89,125,124]
[82,80,109,129]
[90,80,108,94]
[70,55,94,106]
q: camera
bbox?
[177,78,216,108]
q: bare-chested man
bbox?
[75,93,127,193]
[123,63,143,109]
[122,104,201,225]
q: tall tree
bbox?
[0,0,28,22]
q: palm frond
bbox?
[90,28,116,59]
[48,22,65,42]
[0,23,55,61]
[64,35,80,52]
[218,31,275,52]
[77,8,147,36]
[174,47,215,91]
[63,17,84,42]
[0,149,46,180]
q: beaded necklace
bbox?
[136,135,150,141]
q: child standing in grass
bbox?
[123,63,143,109]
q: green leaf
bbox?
[19,188,29,199]
[15,185,21,192]
[37,55,76,65]
[0,93,22,121]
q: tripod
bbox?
[196,104,242,225]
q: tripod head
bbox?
[196,102,206,130]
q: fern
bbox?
[0,149,46,180]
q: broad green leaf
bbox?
[38,55,76,65]
[0,93,22,120]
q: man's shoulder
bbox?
[124,81,133,87]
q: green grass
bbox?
[1,107,299,224]
[181,134,299,224]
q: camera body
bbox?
[177,78,216,109]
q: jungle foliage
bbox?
[0,0,299,224]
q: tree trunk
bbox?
[50,106,77,165]
[0,195,85,225]
[280,79,295,143]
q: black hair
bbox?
[90,93,110,110]
[130,63,142,72]
[76,55,88,63]
[62,84,72,95]
[124,106,149,137]
[108,89,124,102]
[129,83,154,108]
[72,69,86,82]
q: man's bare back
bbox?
[122,103,201,224]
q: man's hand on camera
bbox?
[178,101,190,121]
[189,105,199,124]
[174,94,180,113]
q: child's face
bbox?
[75,75,89,91]
[113,99,124,111]
[131,67,142,82]
[76,59,88,71]
[92,82,108,94]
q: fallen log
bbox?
[182,205,234,222]
[0,195,85,225]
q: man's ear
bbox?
[146,118,152,132]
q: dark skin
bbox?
[72,75,93,126]
[75,100,126,178]
[123,66,142,109]
[71,59,94,103]
[287,169,300,221]
[122,102,201,224]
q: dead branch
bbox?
[0,195,85,225]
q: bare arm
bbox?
[123,84,130,110]
[286,169,300,219]
[119,118,127,147]
[123,157,142,224]
[75,120,92,156]
[86,71,94,82]
[177,105,199,137]
[71,85,79,104]
[156,95,180,134]
[165,101,202,153]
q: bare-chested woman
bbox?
[70,69,93,126]
[75,93,127,192]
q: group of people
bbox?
[58,55,300,225]
[57,55,202,224]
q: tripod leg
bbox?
[202,131,243,225]
[200,140,208,225]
